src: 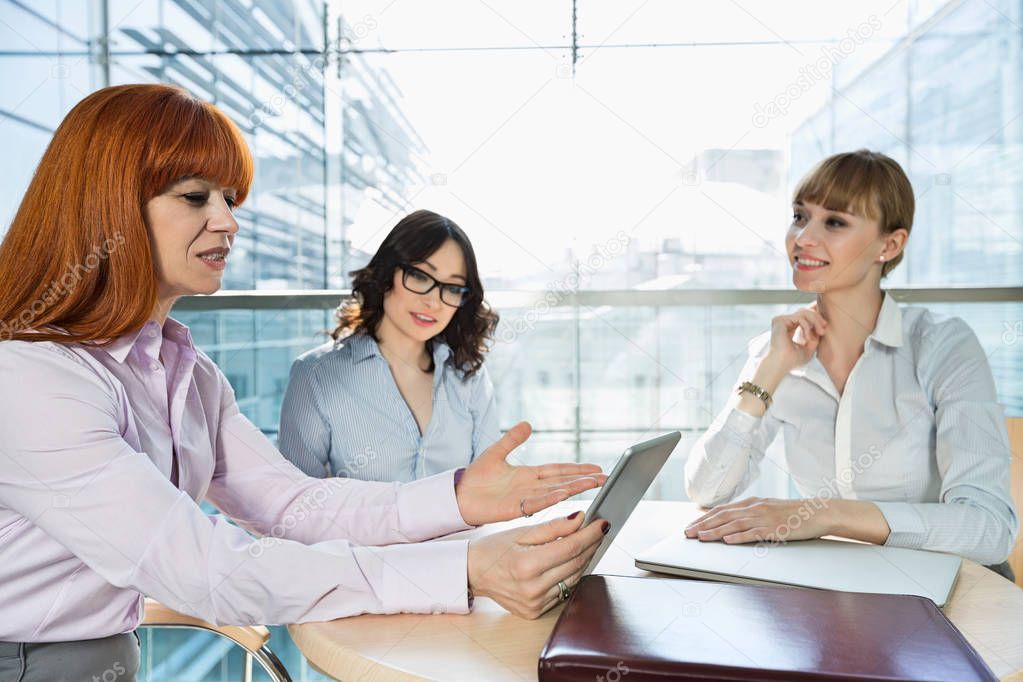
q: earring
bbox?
[879,255,886,262]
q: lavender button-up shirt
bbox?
[0,317,472,642]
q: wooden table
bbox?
[289,500,1023,681]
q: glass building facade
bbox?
[790,0,1023,413]
[1,1,1020,679]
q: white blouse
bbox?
[685,292,1018,565]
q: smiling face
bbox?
[380,238,468,344]
[143,177,239,302]
[786,200,905,294]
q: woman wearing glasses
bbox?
[0,85,608,680]
[279,210,502,482]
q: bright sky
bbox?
[339,0,913,282]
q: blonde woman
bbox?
[684,150,1017,577]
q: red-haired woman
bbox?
[0,84,607,681]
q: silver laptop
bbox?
[635,534,962,606]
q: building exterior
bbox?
[0,1,1019,678]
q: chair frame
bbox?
[140,598,293,682]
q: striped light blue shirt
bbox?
[278,333,501,483]
[685,292,1019,566]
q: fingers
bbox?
[504,518,609,620]
[796,318,815,345]
[531,589,564,619]
[520,490,569,518]
[797,307,828,334]
[520,476,606,516]
[557,548,599,594]
[529,529,605,617]
[802,330,821,355]
[775,315,809,349]
[534,462,604,479]
[691,518,758,542]
[685,509,734,537]
[537,549,597,615]
[792,309,827,338]
[518,510,586,545]
[529,517,608,568]
[533,473,608,489]
[684,498,788,544]
[774,309,827,344]
[721,528,772,544]
[477,421,532,465]
[789,314,817,347]
[540,529,603,585]
[685,497,759,535]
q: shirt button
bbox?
[151,362,161,371]
[148,329,157,338]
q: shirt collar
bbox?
[756,291,902,393]
[431,338,453,368]
[348,332,452,369]
[869,291,903,348]
[101,317,196,364]
[348,333,380,364]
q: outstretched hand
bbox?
[455,421,607,526]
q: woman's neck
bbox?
[152,295,178,326]
[376,318,430,372]
[815,283,885,360]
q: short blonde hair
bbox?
[793,150,914,277]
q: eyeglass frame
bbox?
[398,263,472,308]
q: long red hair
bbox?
[0,83,253,344]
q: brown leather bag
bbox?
[538,574,997,681]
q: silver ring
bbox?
[557,580,570,602]
[520,498,533,518]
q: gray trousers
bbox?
[987,560,1015,583]
[0,631,139,682]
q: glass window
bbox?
[2,3,1020,680]
[338,0,569,50]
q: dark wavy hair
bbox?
[331,209,498,378]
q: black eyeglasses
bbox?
[399,264,471,308]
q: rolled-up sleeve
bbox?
[684,348,784,508]
[876,320,1018,565]
[0,343,472,627]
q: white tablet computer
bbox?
[581,431,681,576]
